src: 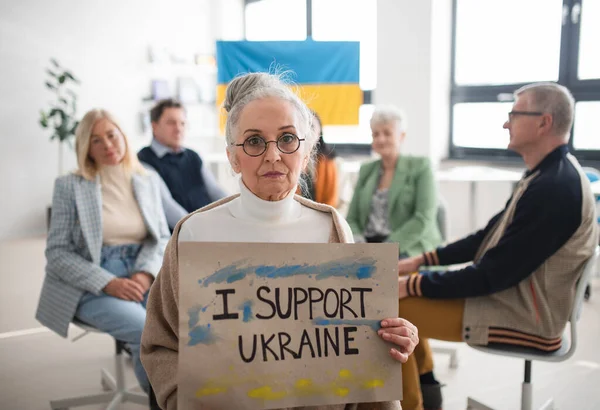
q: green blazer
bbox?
[346,156,442,256]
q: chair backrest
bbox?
[584,167,600,225]
[573,246,599,321]
[565,246,599,359]
[436,196,449,243]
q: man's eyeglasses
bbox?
[507,111,544,122]
[234,134,305,157]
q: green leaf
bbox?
[70,121,79,135]
[48,108,67,124]
[39,111,49,128]
[42,60,79,143]
[56,120,72,141]
[64,71,79,84]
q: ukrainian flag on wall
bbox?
[216,40,361,131]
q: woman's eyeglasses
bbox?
[234,134,305,157]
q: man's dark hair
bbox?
[150,99,184,123]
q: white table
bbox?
[436,166,524,231]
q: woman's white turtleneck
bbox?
[178,179,334,243]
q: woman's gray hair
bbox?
[222,72,318,193]
[370,105,407,131]
[514,82,575,138]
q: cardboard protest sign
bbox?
[178,242,401,409]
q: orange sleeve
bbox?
[314,157,339,207]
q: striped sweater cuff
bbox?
[421,250,440,266]
[406,274,423,297]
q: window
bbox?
[577,0,600,80]
[455,0,563,86]
[311,0,377,90]
[450,0,600,161]
[573,101,600,150]
[245,0,307,41]
[452,103,512,149]
[244,0,376,152]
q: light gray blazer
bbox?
[36,171,170,337]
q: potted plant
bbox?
[39,58,80,176]
[39,59,79,228]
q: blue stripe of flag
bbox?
[216,40,360,85]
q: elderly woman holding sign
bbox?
[141,72,419,410]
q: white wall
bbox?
[376,1,427,158]
[0,0,245,239]
[376,0,452,164]
[429,0,452,164]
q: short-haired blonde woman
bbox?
[36,109,170,394]
[346,106,442,257]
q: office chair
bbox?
[466,246,599,410]
[49,319,148,410]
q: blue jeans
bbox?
[75,244,149,393]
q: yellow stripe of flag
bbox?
[216,84,362,134]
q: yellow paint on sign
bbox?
[247,386,287,400]
[338,369,352,379]
[195,385,227,397]
[334,387,350,397]
[295,379,313,389]
[363,379,385,389]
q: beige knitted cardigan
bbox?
[140,194,402,410]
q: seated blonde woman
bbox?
[141,72,420,410]
[346,106,442,258]
[36,109,170,395]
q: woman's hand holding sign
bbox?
[377,318,419,363]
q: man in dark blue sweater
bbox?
[396,83,598,410]
[138,99,226,229]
